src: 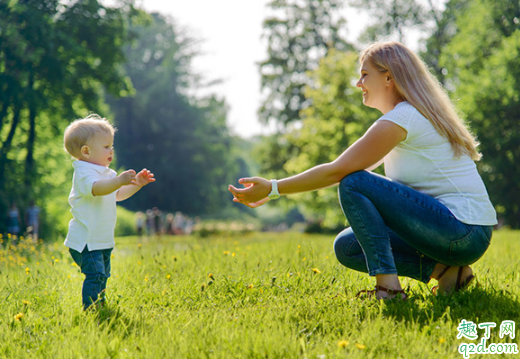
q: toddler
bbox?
[63,114,155,310]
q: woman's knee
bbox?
[339,170,369,189]
[333,228,359,258]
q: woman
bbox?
[228,41,497,300]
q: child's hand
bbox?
[118,169,137,186]
[136,168,156,187]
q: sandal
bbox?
[356,285,407,301]
[431,266,476,295]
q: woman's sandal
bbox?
[356,285,407,301]
[431,266,476,295]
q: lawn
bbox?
[1,229,519,358]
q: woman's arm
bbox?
[229,120,406,204]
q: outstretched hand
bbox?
[135,168,156,187]
[228,177,271,208]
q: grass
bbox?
[1,229,519,359]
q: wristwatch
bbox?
[268,179,280,200]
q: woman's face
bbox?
[356,60,395,113]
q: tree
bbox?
[349,0,430,44]
[107,12,244,216]
[436,0,520,227]
[0,0,136,235]
[282,50,380,228]
[259,0,352,127]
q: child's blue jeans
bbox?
[334,171,493,283]
[69,247,113,309]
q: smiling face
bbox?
[356,60,399,114]
[81,131,114,167]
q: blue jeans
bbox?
[69,247,113,309]
[334,171,493,283]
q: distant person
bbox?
[145,209,155,236]
[135,211,145,237]
[174,211,184,235]
[229,42,496,300]
[25,200,40,242]
[153,207,162,236]
[63,114,156,310]
[165,213,175,235]
[6,202,21,238]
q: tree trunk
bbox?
[0,101,23,183]
[25,73,37,189]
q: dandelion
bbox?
[166,274,171,279]
[54,259,59,263]
[138,244,142,248]
[312,268,321,274]
[439,337,446,344]
[138,262,141,265]
[22,300,29,305]
[71,263,77,267]
[25,267,30,274]
[14,313,24,321]
[355,343,366,350]
[111,255,115,258]
[298,245,301,248]
[208,273,214,280]
[337,340,349,348]
[201,283,206,291]
[172,256,177,261]
[223,251,230,255]
[247,284,254,289]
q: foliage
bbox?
[0,0,137,236]
[348,0,431,44]
[1,230,519,358]
[106,12,247,217]
[259,0,353,127]
[436,0,520,227]
[282,50,380,228]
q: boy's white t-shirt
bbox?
[64,161,118,252]
[378,101,497,226]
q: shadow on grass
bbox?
[79,304,145,338]
[382,286,520,325]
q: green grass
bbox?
[1,230,519,358]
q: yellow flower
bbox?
[71,263,77,267]
[25,267,30,274]
[232,252,236,257]
[355,343,366,350]
[247,284,254,289]
[172,256,177,261]
[111,255,115,258]
[223,251,230,255]
[54,259,59,263]
[337,340,349,348]
[138,244,142,248]
[297,245,301,248]
[208,273,214,279]
[14,313,24,321]
[22,300,29,305]
[166,274,171,279]
[312,268,321,274]
[439,337,446,344]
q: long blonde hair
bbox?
[360,41,481,160]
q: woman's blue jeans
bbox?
[334,171,493,283]
[69,247,113,309]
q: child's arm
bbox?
[116,168,155,202]
[92,170,137,197]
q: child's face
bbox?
[82,132,114,167]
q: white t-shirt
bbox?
[378,101,497,226]
[64,161,118,252]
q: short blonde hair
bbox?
[360,41,481,160]
[64,114,116,159]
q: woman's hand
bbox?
[228,177,272,207]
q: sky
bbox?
[134,0,370,138]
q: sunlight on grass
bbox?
[1,230,519,358]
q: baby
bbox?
[63,114,155,310]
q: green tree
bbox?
[107,12,244,216]
[259,0,352,127]
[436,0,520,227]
[281,50,379,228]
[349,0,430,44]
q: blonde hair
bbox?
[63,114,116,159]
[360,41,481,160]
